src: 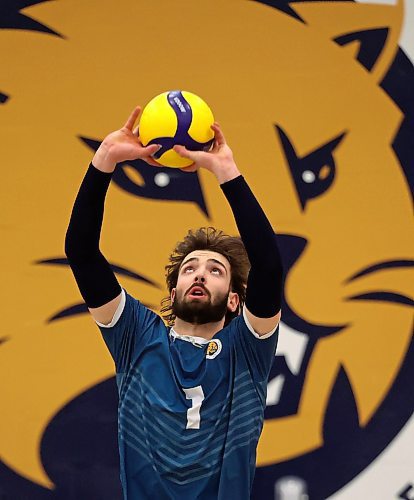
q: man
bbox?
[65,106,283,499]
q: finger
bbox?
[173,145,200,162]
[211,140,220,153]
[211,122,226,146]
[180,164,198,173]
[133,125,139,137]
[143,156,163,167]
[145,143,161,154]
[124,105,141,131]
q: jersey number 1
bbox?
[183,385,205,429]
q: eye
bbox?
[183,266,194,273]
[275,125,346,211]
[211,267,222,275]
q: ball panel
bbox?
[157,149,193,168]
[139,92,177,146]
[183,91,215,143]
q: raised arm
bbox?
[173,124,283,335]
[65,106,160,325]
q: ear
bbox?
[293,0,404,83]
[227,291,240,313]
[171,288,176,304]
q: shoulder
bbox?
[243,306,281,338]
[96,289,161,330]
[226,307,279,340]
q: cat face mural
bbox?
[0,1,413,498]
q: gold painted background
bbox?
[1,1,413,498]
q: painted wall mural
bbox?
[1,1,413,498]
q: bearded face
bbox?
[172,283,231,325]
[171,250,238,325]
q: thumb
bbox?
[173,145,200,162]
[146,143,162,155]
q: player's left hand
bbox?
[173,123,240,182]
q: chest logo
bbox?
[206,339,222,360]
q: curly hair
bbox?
[160,227,250,326]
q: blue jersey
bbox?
[97,289,278,500]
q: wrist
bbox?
[213,162,241,184]
[92,143,117,173]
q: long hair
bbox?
[160,227,250,326]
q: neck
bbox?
[173,316,225,340]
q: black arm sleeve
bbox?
[220,175,283,318]
[64,163,122,308]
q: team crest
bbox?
[206,340,222,360]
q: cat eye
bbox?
[275,126,346,210]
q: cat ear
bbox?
[333,28,389,73]
[294,0,404,83]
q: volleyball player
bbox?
[65,106,283,499]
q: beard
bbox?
[172,288,230,325]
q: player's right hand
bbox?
[92,106,161,173]
[173,122,240,183]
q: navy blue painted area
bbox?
[79,137,209,217]
[251,0,304,22]
[398,484,414,500]
[47,301,156,322]
[346,259,414,282]
[0,382,123,500]
[0,0,62,36]
[252,0,353,24]
[276,234,346,338]
[0,1,62,108]
[0,462,54,500]
[36,257,159,286]
[344,259,414,307]
[382,49,414,200]
[41,378,123,500]
[391,113,414,200]
[347,291,414,307]
[323,367,360,446]
[47,302,89,321]
[335,29,389,72]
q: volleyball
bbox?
[139,90,215,168]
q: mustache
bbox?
[185,283,210,297]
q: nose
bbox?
[193,265,206,283]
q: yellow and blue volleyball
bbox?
[139,90,215,168]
